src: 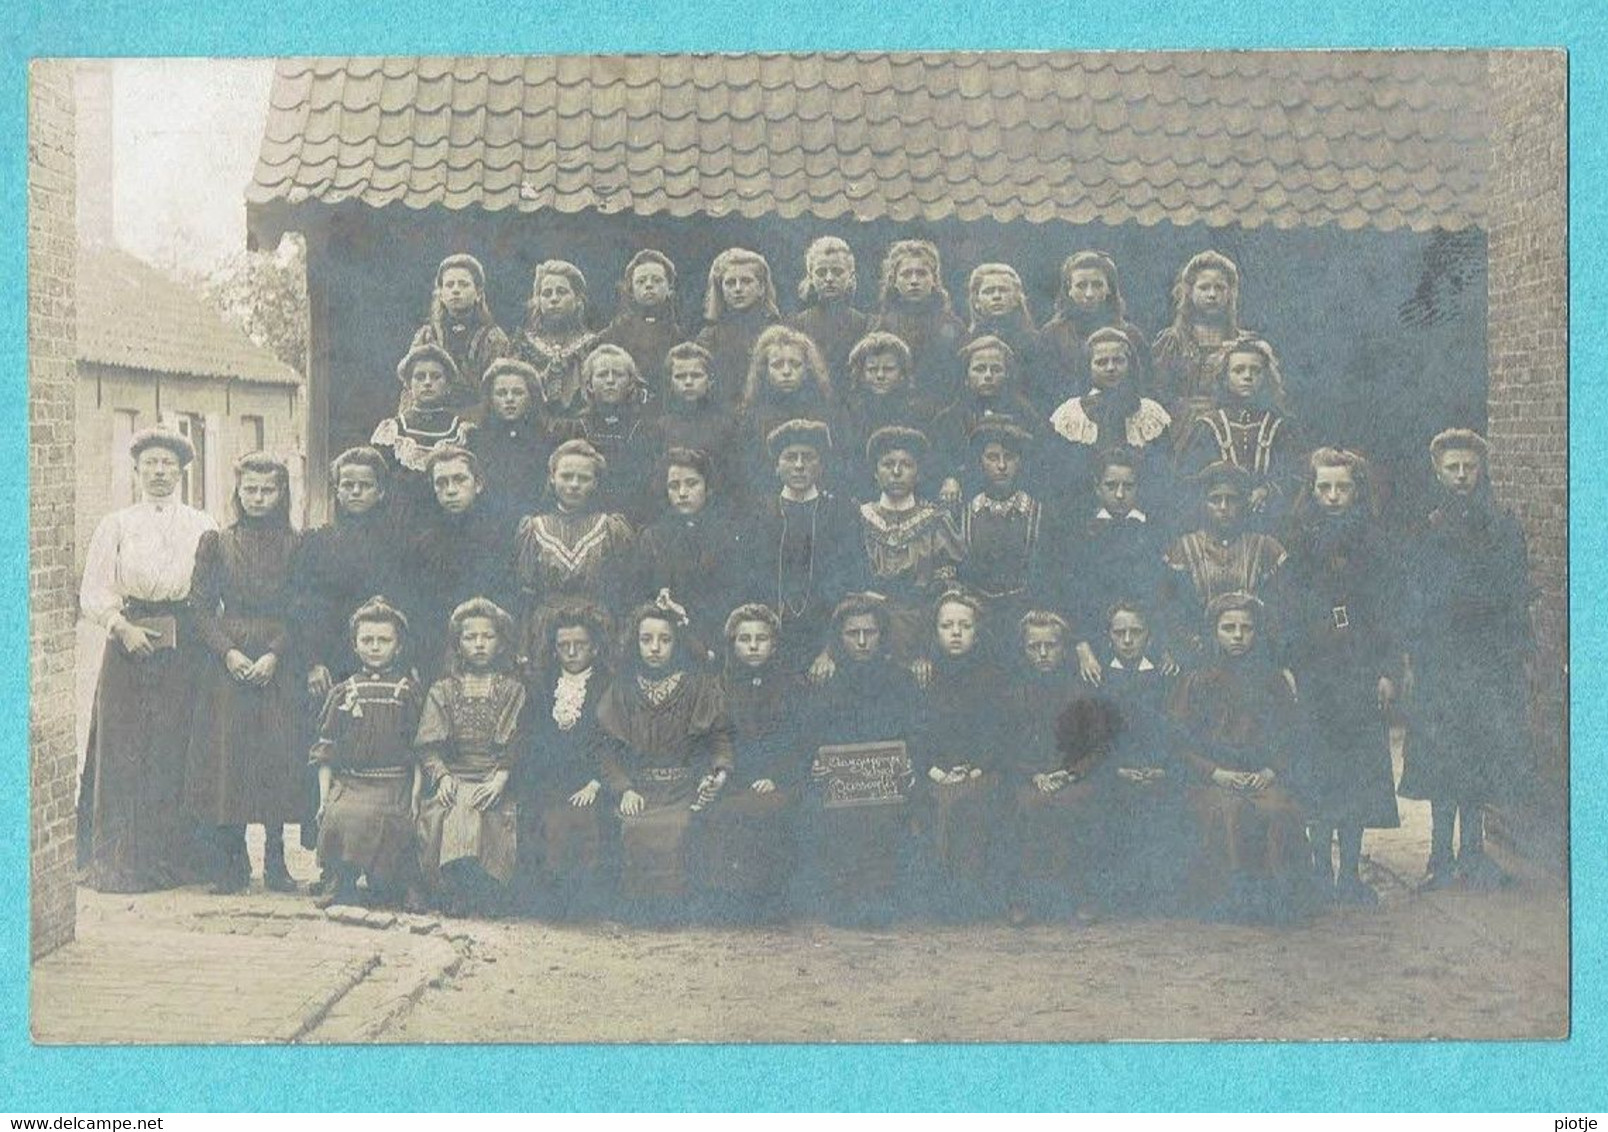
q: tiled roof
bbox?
[247,52,1489,238]
[77,246,301,386]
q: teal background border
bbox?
[3,0,1598,1112]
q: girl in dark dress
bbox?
[645,342,743,507]
[1398,429,1533,891]
[920,589,1008,921]
[514,438,636,682]
[1161,462,1287,661]
[600,249,683,397]
[790,237,870,385]
[1004,610,1100,925]
[962,263,1042,408]
[696,604,800,922]
[466,358,552,533]
[929,335,1041,507]
[515,260,602,419]
[739,324,842,491]
[839,331,938,485]
[1039,251,1154,412]
[744,419,861,676]
[1175,335,1304,531]
[1152,250,1247,434]
[186,453,305,894]
[1092,602,1189,915]
[573,344,654,523]
[801,593,923,927]
[309,598,424,910]
[594,605,736,921]
[518,604,612,919]
[403,446,519,682]
[870,239,966,404]
[77,427,218,893]
[1047,326,1173,518]
[695,247,782,406]
[406,253,511,406]
[415,598,528,916]
[1167,592,1314,923]
[370,343,477,523]
[633,447,748,666]
[1280,448,1401,905]
[958,418,1050,638]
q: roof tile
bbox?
[249,51,1488,237]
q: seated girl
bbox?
[800,593,922,927]
[1167,592,1314,923]
[601,250,683,396]
[739,324,841,490]
[695,604,800,923]
[594,604,736,922]
[518,604,612,920]
[695,247,782,404]
[515,260,602,418]
[1004,610,1102,925]
[514,439,636,683]
[310,597,424,911]
[920,589,1008,922]
[415,597,528,916]
[406,253,511,404]
[1046,326,1172,515]
[632,447,747,666]
[929,335,1040,506]
[839,330,938,478]
[962,263,1042,407]
[870,239,966,403]
[1175,334,1304,531]
[789,236,869,384]
[1039,250,1153,413]
[370,343,477,521]
[466,358,551,531]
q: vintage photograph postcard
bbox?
[27,50,1567,1045]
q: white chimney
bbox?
[74,59,114,248]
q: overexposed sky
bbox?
[111,58,275,273]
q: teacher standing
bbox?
[77,427,218,892]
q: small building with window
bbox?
[73,244,304,574]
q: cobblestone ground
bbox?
[31,780,1568,1045]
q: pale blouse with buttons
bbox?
[78,500,219,628]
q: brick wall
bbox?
[29,60,79,959]
[1484,51,1568,863]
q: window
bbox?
[110,409,139,507]
[173,413,206,509]
[239,415,265,459]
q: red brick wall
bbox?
[1484,51,1567,859]
[29,60,79,959]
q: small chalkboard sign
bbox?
[812,741,913,809]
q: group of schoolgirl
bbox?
[168,236,1531,929]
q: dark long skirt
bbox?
[518,788,608,916]
[184,615,304,826]
[1186,782,1312,920]
[1398,648,1526,805]
[417,770,519,887]
[618,769,697,901]
[802,800,912,925]
[924,774,1002,919]
[695,786,793,904]
[1296,660,1400,829]
[76,607,203,893]
[1008,777,1103,915]
[316,769,416,888]
[1102,779,1192,914]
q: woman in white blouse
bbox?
[77,427,218,892]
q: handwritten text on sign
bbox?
[812,741,912,808]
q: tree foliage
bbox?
[193,234,309,377]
